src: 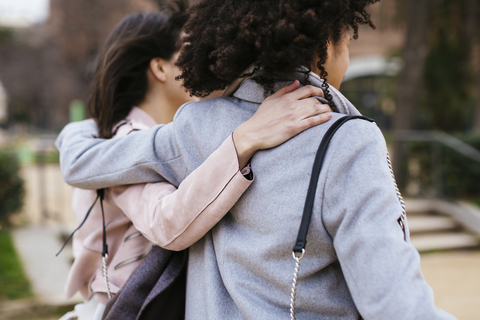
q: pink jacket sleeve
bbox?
[109,134,253,251]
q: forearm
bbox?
[55,83,333,189]
[56,119,182,189]
[111,136,253,250]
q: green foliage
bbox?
[0,150,25,226]
[0,27,13,44]
[407,133,480,199]
[37,150,60,165]
[16,144,59,165]
[0,230,33,300]
[341,75,398,131]
[420,0,475,132]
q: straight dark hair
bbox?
[89,3,189,138]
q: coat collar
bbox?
[225,66,361,116]
[127,107,158,128]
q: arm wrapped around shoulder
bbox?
[321,120,456,320]
[55,119,183,189]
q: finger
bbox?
[269,80,300,99]
[315,96,330,106]
[294,96,321,112]
[283,80,300,94]
[303,96,332,113]
[286,85,325,100]
[294,98,329,118]
[301,102,333,120]
[297,112,332,132]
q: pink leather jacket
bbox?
[65,107,253,304]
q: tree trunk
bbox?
[466,0,480,132]
[392,0,432,190]
[473,76,480,132]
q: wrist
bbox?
[233,126,257,169]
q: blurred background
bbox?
[0,0,479,319]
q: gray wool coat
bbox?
[56,73,456,320]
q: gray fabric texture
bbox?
[56,73,456,320]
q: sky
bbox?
[0,0,49,27]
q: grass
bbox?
[0,230,33,300]
[472,199,480,208]
[6,304,77,320]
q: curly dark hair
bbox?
[176,0,378,107]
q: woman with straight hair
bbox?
[58,2,333,320]
[56,0,456,318]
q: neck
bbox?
[137,88,177,124]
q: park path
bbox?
[421,250,480,319]
[11,226,81,305]
[8,164,81,310]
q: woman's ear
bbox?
[325,39,333,59]
[149,58,167,82]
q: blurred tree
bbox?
[0,28,75,129]
[421,0,474,132]
[52,0,132,68]
[0,0,158,131]
[391,0,480,190]
[392,0,433,190]
[465,0,480,132]
[49,0,136,114]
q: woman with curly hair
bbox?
[56,0,456,319]
[57,2,333,319]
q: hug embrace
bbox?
[56,0,456,319]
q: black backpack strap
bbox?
[292,115,374,253]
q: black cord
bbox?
[97,189,108,257]
[55,189,108,257]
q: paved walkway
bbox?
[421,250,480,320]
[11,226,81,305]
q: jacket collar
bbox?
[127,107,158,129]
[225,66,361,116]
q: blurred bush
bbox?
[15,144,59,165]
[407,134,480,199]
[420,0,475,132]
[0,149,25,226]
